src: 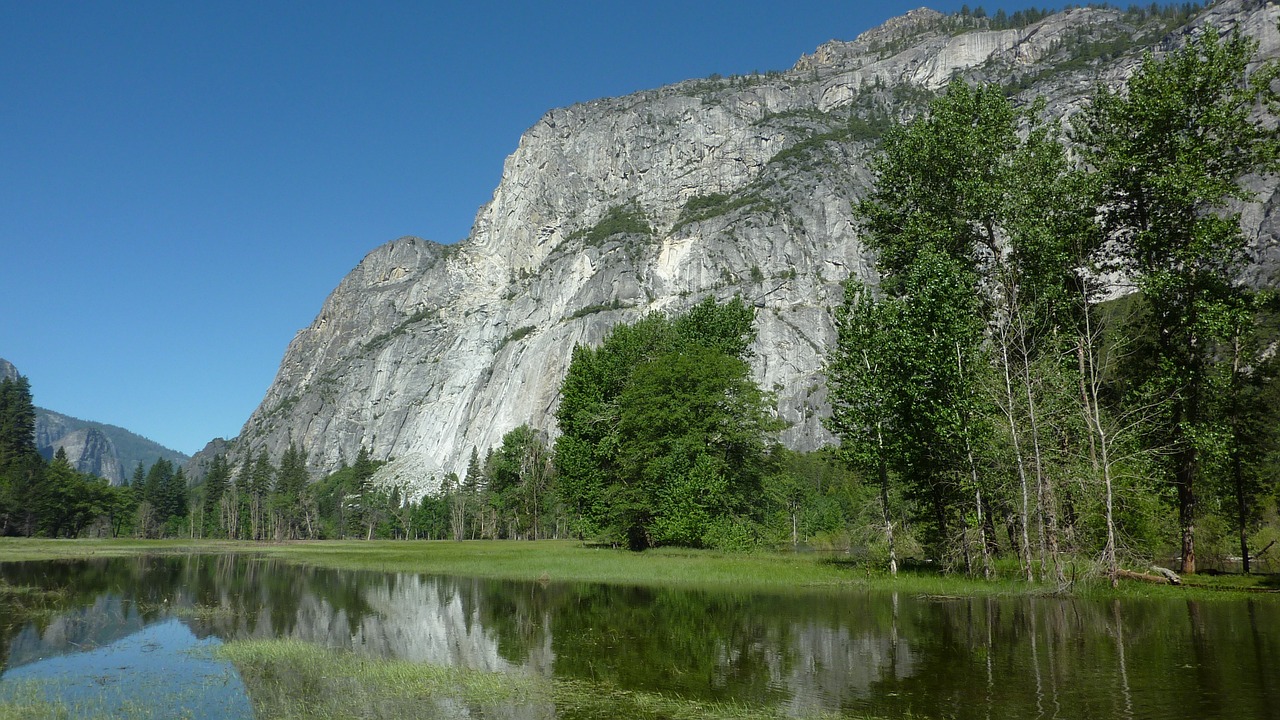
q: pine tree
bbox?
[202,454,231,538]
[274,443,310,539]
[0,375,42,536]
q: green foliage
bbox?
[311,447,387,540]
[201,454,231,538]
[673,192,776,231]
[554,296,777,550]
[824,29,1280,580]
[501,325,537,347]
[0,375,42,536]
[569,202,653,246]
[566,298,629,320]
[362,307,439,353]
[485,424,555,539]
[1076,27,1280,572]
[273,444,310,540]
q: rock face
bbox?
[217,1,1280,494]
[42,428,123,483]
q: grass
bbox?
[0,580,71,633]
[218,639,541,719]
[1,537,1276,601]
[217,639,859,720]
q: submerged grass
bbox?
[0,580,69,631]
[218,639,860,720]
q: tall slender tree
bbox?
[0,375,42,536]
[203,454,231,538]
[1075,28,1280,574]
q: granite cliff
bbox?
[209,1,1280,494]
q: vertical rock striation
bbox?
[216,1,1280,494]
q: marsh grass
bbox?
[0,580,69,630]
[218,639,862,720]
[2,538,1275,601]
[219,639,545,719]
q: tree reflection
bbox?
[4,557,1280,720]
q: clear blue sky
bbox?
[1,0,1050,456]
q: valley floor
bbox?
[1,537,1276,599]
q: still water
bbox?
[1,554,1277,719]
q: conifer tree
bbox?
[0,375,41,536]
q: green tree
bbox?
[274,443,311,539]
[488,425,553,539]
[1075,28,1280,574]
[1213,292,1280,574]
[826,283,903,573]
[554,296,777,550]
[0,375,42,536]
[202,454,231,538]
[852,77,1098,580]
[249,450,274,540]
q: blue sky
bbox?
[1,0,1050,456]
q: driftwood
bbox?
[1116,566,1182,585]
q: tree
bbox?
[1075,28,1280,574]
[1214,292,1280,574]
[249,450,274,540]
[488,425,553,539]
[274,443,311,540]
[619,344,779,549]
[202,454,231,538]
[554,296,777,550]
[827,284,904,574]
[0,375,42,536]
[351,446,381,540]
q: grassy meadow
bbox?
[2,537,1276,599]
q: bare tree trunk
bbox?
[999,324,1035,582]
[881,456,897,577]
[1017,327,1063,586]
[954,340,991,579]
[864,348,897,577]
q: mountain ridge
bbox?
[2,356,190,483]
[197,1,1280,495]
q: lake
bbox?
[1,554,1277,719]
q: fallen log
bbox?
[1116,568,1180,585]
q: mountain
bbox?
[35,407,189,485]
[1,356,189,484]
[206,1,1280,494]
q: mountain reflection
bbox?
[2,554,1278,720]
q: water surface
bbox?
[1,554,1277,719]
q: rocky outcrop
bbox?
[44,428,123,484]
[216,1,1280,495]
[0,358,188,484]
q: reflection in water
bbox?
[0,617,252,720]
[1,555,1279,720]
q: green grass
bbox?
[2,537,1276,601]
[218,639,860,720]
[218,639,541,719]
